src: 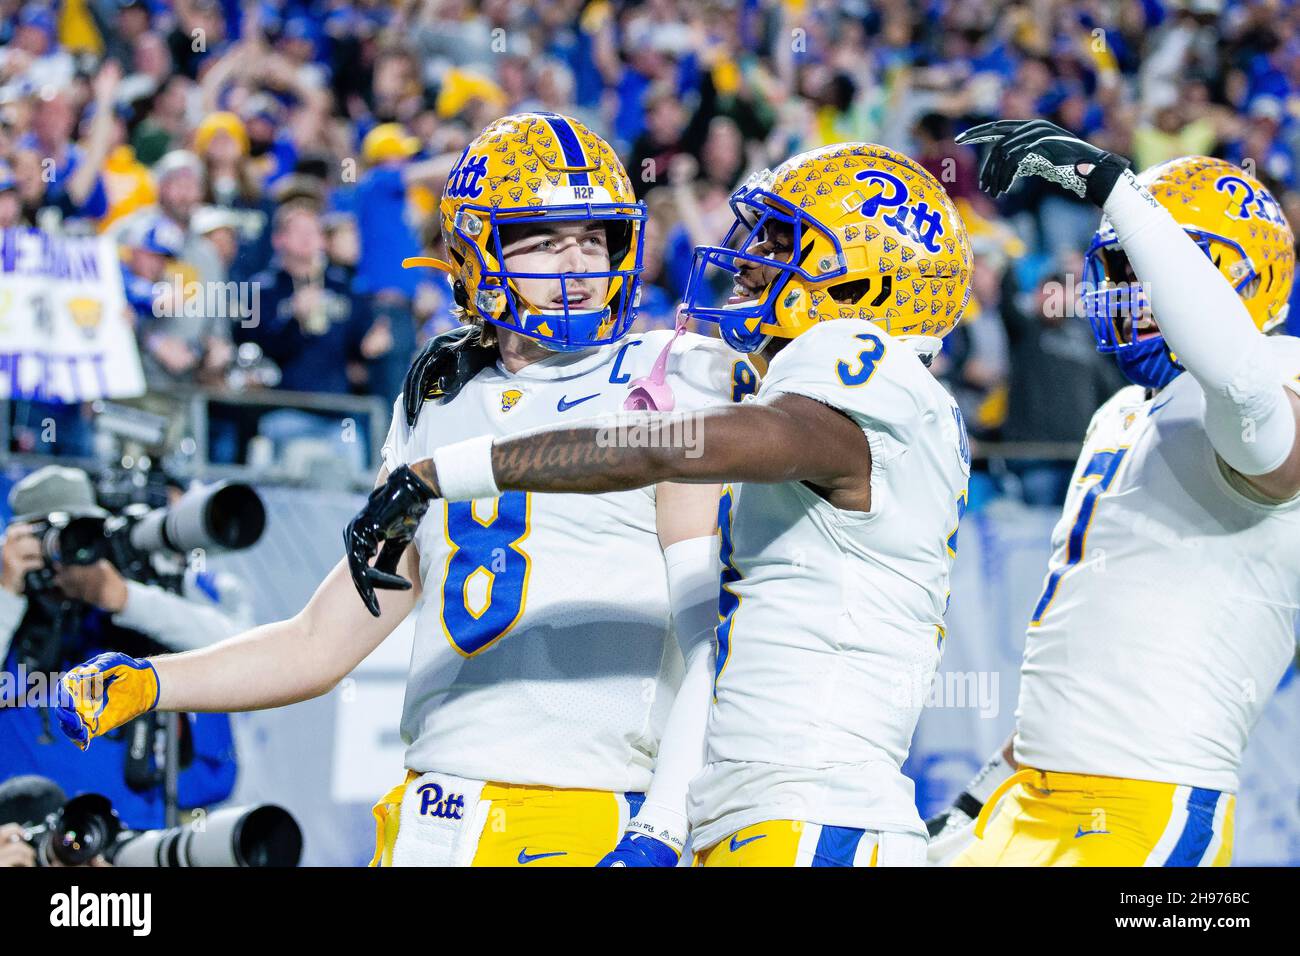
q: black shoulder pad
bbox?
[402,325,498,428]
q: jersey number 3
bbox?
[440,492,533,656]
[836,333,886,386]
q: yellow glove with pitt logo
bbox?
[57,652,160,751]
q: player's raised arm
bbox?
[957,119,1300,500]
[1099,168,1300,500]
[57,467,420,751]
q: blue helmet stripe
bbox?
[537,113,589,169]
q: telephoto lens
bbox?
[128,481,267,556]
[107,805,303,868]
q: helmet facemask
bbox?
[681,176,848,352]
[449,201,644,353]
[1082,223,1264,389]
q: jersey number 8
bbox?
[440,492,533,656]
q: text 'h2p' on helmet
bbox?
[437,112,646,352]
[681,142,973,353]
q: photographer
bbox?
[0,776,108,868]
[0,466,251,830]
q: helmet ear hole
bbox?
[827,277,875,305]
[452,280,469,309]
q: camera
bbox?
[15,780,302,867]
[30,480,267,585]
[23,793,122,867]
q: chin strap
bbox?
[624,311,687,411]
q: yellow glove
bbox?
[57,652,160,751]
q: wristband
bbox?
[626,802,688,856]
[431,435,500,501]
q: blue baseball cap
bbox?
[125,217,185,258]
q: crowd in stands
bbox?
[4,0,1300,504]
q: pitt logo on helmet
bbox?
[408,113,646,353]
[1082,156,1295,390]
[681,143,972,353]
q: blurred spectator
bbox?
[12,62,121,229]
[145,149,223,284]
[102,0,154,73]
[120,214,231,389]
[998,267,1128,506]
[0,5,76,97]
[87,96,155,230]
[351,122,457,400]
[239,200,378,471]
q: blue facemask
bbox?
[1113,335,1183,390]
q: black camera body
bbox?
[28,480,267,591]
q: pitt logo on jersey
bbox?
[500,389,523,412]
[417,782,466,820]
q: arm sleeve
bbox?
[627,534,719,854]
[1103,170,1298,476]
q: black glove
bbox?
[344,465,436,617]
[955,119,1132,207]
[402,324,497,428]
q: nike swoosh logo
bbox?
[1148,397,1174,416]
[1074,826,1110,838]
[556,393,600,412]
[729,833,766,852]
[517,848,567,864]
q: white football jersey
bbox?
[686,319,972,850]
[1015,334,1300,794]
[381,329,758,791]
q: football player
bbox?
[56,113,758,867]
[932,120,1300,866]
[345,143,975,866]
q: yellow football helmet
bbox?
[417,112,645,352]
[681,143,973,352]
[1083,155,1295,388]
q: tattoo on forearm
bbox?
[493,428,635,492]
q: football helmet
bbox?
[1082,156,1295,389]
[434,112,646,352]
[681,143,973,352]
